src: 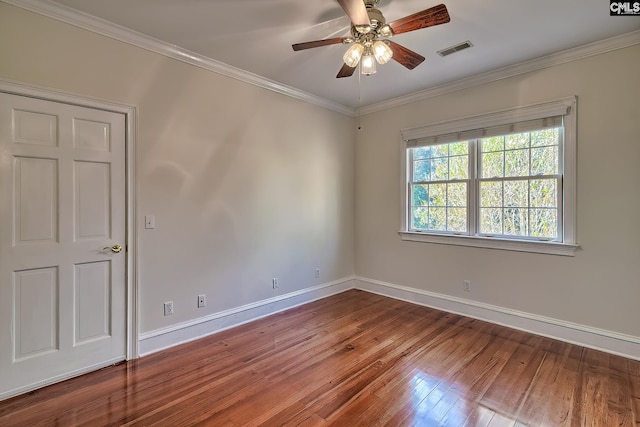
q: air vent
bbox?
[437,40,473,57]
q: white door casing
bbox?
[0,91,128,399]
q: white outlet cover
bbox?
[164,301,173,315]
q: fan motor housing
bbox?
[353,6,386,36]
[367,7,385,29]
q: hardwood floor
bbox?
[1,289,638,426]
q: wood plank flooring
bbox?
[0,289,638,426]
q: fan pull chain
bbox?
[357,63,362,130]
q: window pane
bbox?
[449,141,468,155]
[530,179,557,207]
[531,146,558,175]
[482,152,504,178]
[429,183,446,207]
[505,149,529,177]
[412,184,429,206]
[408,142,471,234]
[447,183,467,207]
[431,157,449,181]
[531,128,559,147]
[413,146,432,160]
[429,207,446,231]
[530,208,557,238]
[448,208,467,232]
[411,207,429,230]
[431,144,449,158]
[413,160,430,182]
[505,133,530,150]
[482,136,504,152]
[504,180,528,207]
[480,181,502,207]
[449,155,468,180]
[503,208,528,236]
[480,208,502,234]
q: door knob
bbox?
[103,244,123,253]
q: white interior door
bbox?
[0,92,127,399]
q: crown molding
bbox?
[4,0,638,118]
[1,0,357,117]
[358,29,640,115]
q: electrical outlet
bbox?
[164,301,173,316]
[197,294,206,308]
[315,269,320,278]
[463,280,471,292]
[272,278,279,289]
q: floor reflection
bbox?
[404,371,524,426]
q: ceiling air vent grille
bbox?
[437,40,473,57]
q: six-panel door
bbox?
[0,93,126,399]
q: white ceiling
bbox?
[35,0,640,109]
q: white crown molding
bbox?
[1,0,357,117]
[4,0,638,118]
[358,29,640,115]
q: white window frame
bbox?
[399,96,579,256]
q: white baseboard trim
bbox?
[138,275,640,361]
[138,277,356,356]
[355,276,640,361]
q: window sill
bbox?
[398,231,579,256]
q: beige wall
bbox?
[355,45,640,337]
[1,2,638,343]
[0,4,355,333]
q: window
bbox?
[400,97,578,256]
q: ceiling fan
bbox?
[292,0,450,78]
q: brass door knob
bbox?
[103,244,123,253]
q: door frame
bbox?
[0,78,139,360]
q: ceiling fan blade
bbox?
[388,41,425,70]
[336,63,357,78]
[388,4,450,35]
[337,0,371,26]
[292,37,346,51]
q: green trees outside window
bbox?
[409,128,561,240]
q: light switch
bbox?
[145,215,155,229]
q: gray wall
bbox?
[0,3,356,335]
[2,2,638,347]
[355,45,640,337]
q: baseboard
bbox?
[138,276,356,356]
[355,276,640,361]
[138,275,640,360]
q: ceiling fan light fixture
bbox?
[360,48,377,75]
[343,42,364,67]
[372,40,392,64]
[292,2,451,79]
